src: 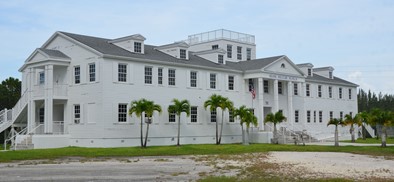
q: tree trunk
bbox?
[218,110,224,144]
[241,124,246,145]
[144,123,150,148]
[140,116,144,148]
[245,126,250,145]
[177,115,181,146]
[334,125,339,147]
[362,123,366,140]
[381,126,387,147]
[215,114,219,145]
[350,124,355,143]
[273,123,278,144]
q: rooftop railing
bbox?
[187,29,255,45]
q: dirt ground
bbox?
[0,152,393,181]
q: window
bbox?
[340,111,343,119]
[330,111,333,120]
[39,108,44,123]
[308,68,312,76]
[89,63,96,82]
[227,45,232,58]
[74,66,80,84]
[134,42,141,53]
[144,66,152,84]
[294,83,298,95]
[248,79,254,91]
[339,88,343,99]
[118,64,127,82]
[350,112,353,117]
[74,104,81,124]
[295,110,299,123]
[229,110,234,123]
[191,106,197,123]
[246,48,251,60]
[211,110,217,122]
[307,111,311,123]
[218,55,224,64]
[306,84,310,97]
[168,69,176,86]
[278,82,283,94]
[180,49,186,59]
[328,86,332,98]
[281,63,285,68]
[329,71,333,79]
[118,104,127,122]
[314,111,316,123]
[264,80,269,93]
[210,73,216,89]
[237,46,242,60]
[39,72,45,84]
[169,110,176,122]
[319,111,323,123]
[318,85,322,98]
[158,68,163,85]
[190,71,197,87]
[212,45,219,50]
[348,89,352,99]
[228,76,234,90]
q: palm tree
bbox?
[168,99,190,146]
[344,114,362,143]
[358,111,370,140]
[129,99,162,148]
[369,109,393,147]
[243,109,258,145]
[327,118,346,147]
[204,94,224,145]
[264,111,287,144]
[233,106,250,145]
[218,97,233,144]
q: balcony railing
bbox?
[187,29,255,45]
[33,84,68,97]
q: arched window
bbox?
[281,63,285,68]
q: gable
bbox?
[264,56,305,77]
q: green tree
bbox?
[129,99,162,148]
[358,111,370,140]
[168,99,190,146]
[0,77,21,110]
[369,109,393,147]
[217,97,233,144]
[233,106,250,145]
[264,111,287,144]
[344,114,362,143]
[327,118,346,147]
[204,94,224,145]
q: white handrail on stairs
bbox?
[4,124,44,151]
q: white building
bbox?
[0,29,362,149]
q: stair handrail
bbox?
[11,89,28,121]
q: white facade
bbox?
[0,29,358,149]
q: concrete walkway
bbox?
[306,142,394,146]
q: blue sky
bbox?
[1,0,393,93]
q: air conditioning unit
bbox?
[74,119,80,124]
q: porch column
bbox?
[44,65,54,134]
[257,78,264,130]
[287,81,293,129]
[302,82,307,128]
[27,68,35,133]
[273,79,279,113]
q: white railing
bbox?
[11,90,28,120]
[33,85,45,97]
[53,84,68,97]
[187,29,255,45]
[53,121,65,134]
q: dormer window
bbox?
[218,55,224,64]
[134,42,142,53]
[329,71,333,79]
[212,45,219,50]
[308,68,312,76]
[180,49,187,59]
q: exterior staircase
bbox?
[0,91,28,133]
[14,135,34,150]
[276,127,319,144]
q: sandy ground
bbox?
[266,152,394,180]
[0,152,393,181]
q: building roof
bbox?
[38,48,70,59]
[226,55,284,71]
[307,74,358,87]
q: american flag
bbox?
[250,86,256,99]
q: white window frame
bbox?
[180,49,186,59]
[134,42,142,53]
[318,85,322,98]
[293,83,298,95]
[228,75,234,90]
[246,48,251,60]
[118,104,128,123]
[190,106,198,123]
[211,110,217,123]
[264,80,269,93]
[74,104,81,124]
[306,84,310,97]
[218,54,224,64]
[328,86,332,98]
[169,110,176,122]
[307,110,311,123]
[158,68,163,85]
[118,64,127,82]
[227,44,232,58]
[210,73,216,89]
[39,71,45,85]
[237,46,242,60]
[74,66,80,84]
[339,87,343,99]
[190,71,197,88]
[168,69,176,86]
[144,66,153,84]
[88,63,96,82]
[295,110,299,123]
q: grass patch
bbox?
[342,138,394,144]
[0,143,394,163]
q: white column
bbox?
[302,82,307,128]
[44,65,54,134]
[273,79,279,113]
[287,81,293,129]
[27,68,35,133]
[257,78,264,130]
